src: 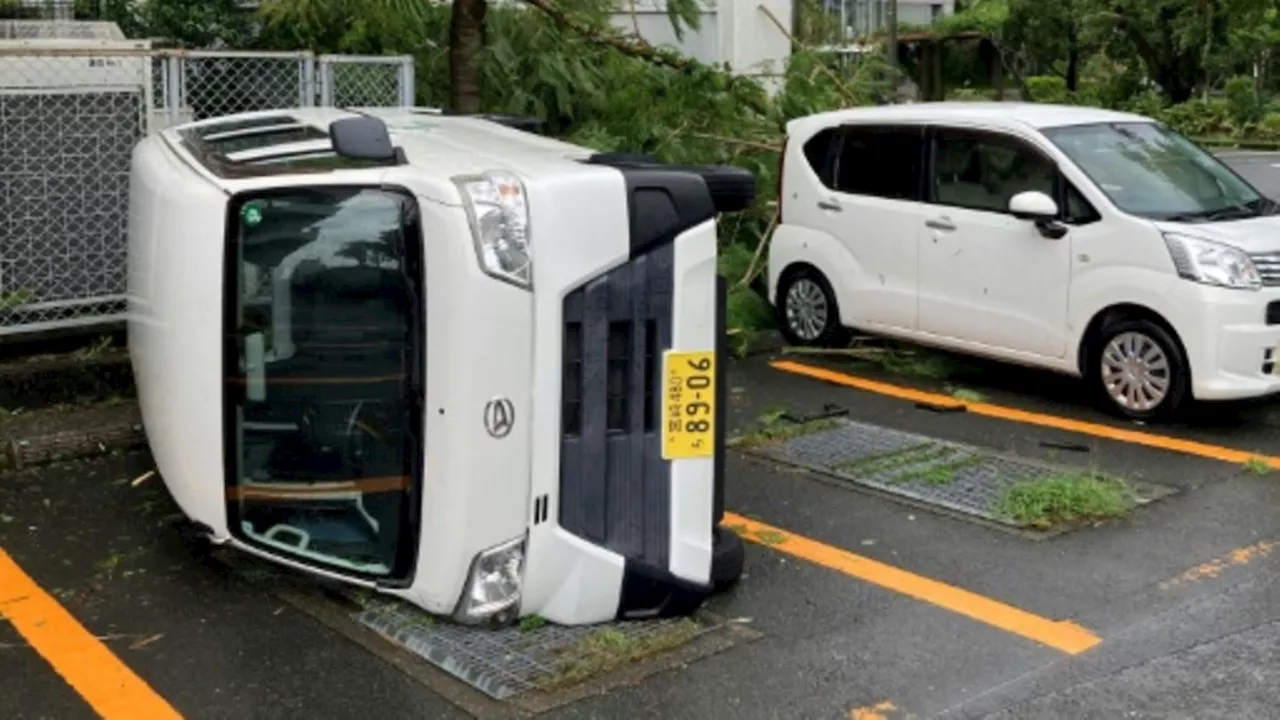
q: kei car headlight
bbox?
[453,536,526,624]
[454,171,532,289]
[1163,233,1261,290]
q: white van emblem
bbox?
[484,397,515,439]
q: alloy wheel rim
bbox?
[1100,331,1171,413]
[785,278,829,342]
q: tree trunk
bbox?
[449,0,488,113]
[1065,23,1079,92]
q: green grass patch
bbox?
[948,387,987,403]
[994,472,1135,530]
[1242,457,1273,476]
[887,455,984,487]
[538,619,701,690]
[519,615,548,633]
[835,442,950,476]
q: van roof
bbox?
[160,106,597,192]
[787,102,1155,137]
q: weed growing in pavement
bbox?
[519,615,548,633]
[538,619,700,690]
[994,472,1135,530]
[729,409,840,449]
[1242,457,1273,476]
[948,387,987,403]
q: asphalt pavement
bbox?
[3,152,1280,720]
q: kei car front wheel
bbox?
[776,266,848,347]
[1090,317,1189,421]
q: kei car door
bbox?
[805,123,927,331]
[222,184,426,582]
[916,126,1072,359]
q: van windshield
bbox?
[224,186,424,580]
[1042,122,1277,222]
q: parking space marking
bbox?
[0,549,183,720]
[771,360,1280,469]
[1159,540,1277,591]
[723,512,1102,655]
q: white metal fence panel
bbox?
[0,48,414,337]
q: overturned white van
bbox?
[126,108,753,626]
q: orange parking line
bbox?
[0,549,182,720]
[724,512,1102,655]
[771,359,1279,469]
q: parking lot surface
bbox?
[3,153,1280,719]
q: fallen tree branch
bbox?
[691,132,782,154]
[738,210,780,289]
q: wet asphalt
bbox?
[3,153,1280,719]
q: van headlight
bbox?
[1163,233,1261,290]
[453,536,525,624]
[454,171,532,289]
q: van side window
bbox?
[833,125,924,201]
[932,129,1057,214]
[802,128,838,187]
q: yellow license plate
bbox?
[661,350,716,460]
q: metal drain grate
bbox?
[748,418,1093,527]
[351,597,715,700]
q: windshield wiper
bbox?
[1165,203,1260,223]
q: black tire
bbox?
[711,526,745,592]
[1088,316,1190,422]
[775,265,849,348]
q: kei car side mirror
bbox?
[1009,190,1068,240]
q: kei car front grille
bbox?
[1250,252,1280,286]
[559,244,674,568]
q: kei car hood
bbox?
[1153,213,1280,254]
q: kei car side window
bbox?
[1063,181,1101,225]
[832,125,924,201]
[802,128,839,187]
[931,128,1058,215]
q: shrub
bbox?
[1255,113,1280,140]
[1023,75,1071,104]
[1159,98,1233,137]
[1224,75,1262,126]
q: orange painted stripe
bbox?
[724,512,1101,654]
[0,549,183,719]
[771,359,1280,469]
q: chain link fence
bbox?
[0,46,415,337]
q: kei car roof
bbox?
[158,106,600,195]
[786,102,1156,139]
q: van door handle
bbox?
[925,217,956,231]
[817,199,842,212]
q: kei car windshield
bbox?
[1042,121,1273,222]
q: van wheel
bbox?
[1090,317,1189,421]
[711,526,745,592]
[776,266,848,347]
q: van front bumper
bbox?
[1172,282,1280,401]
[519,217,725,626]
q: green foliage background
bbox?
[61,0,1280,343]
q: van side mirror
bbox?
[1009,190,1068,240]
[329,116,406,165]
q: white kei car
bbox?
[127,107,752,626]
[767,102,1280,420]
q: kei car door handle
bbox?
[925,217,956,231]
[817,198,842,212]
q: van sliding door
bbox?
[222,185,425,582]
